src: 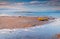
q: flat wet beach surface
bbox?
[0,16,54,29]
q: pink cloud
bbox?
[0,1,60,12]
[0,2,9,5]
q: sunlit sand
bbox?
[0,16,54,29]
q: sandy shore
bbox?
[0,16,54,29]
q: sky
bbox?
[0,0,60,13]
[0,0,50,2]
[0,0,60,2]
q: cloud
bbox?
[0,1,60,12]
[25,1,60,6]
[0,2,8,5]
[0,1,60,6]
[30,1,40,3]
[0,2,28,11]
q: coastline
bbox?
[0,16,55,29]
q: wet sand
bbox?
[0,16,54,29]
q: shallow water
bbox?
[0,10,60,18]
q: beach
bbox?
[0,16,54,29]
